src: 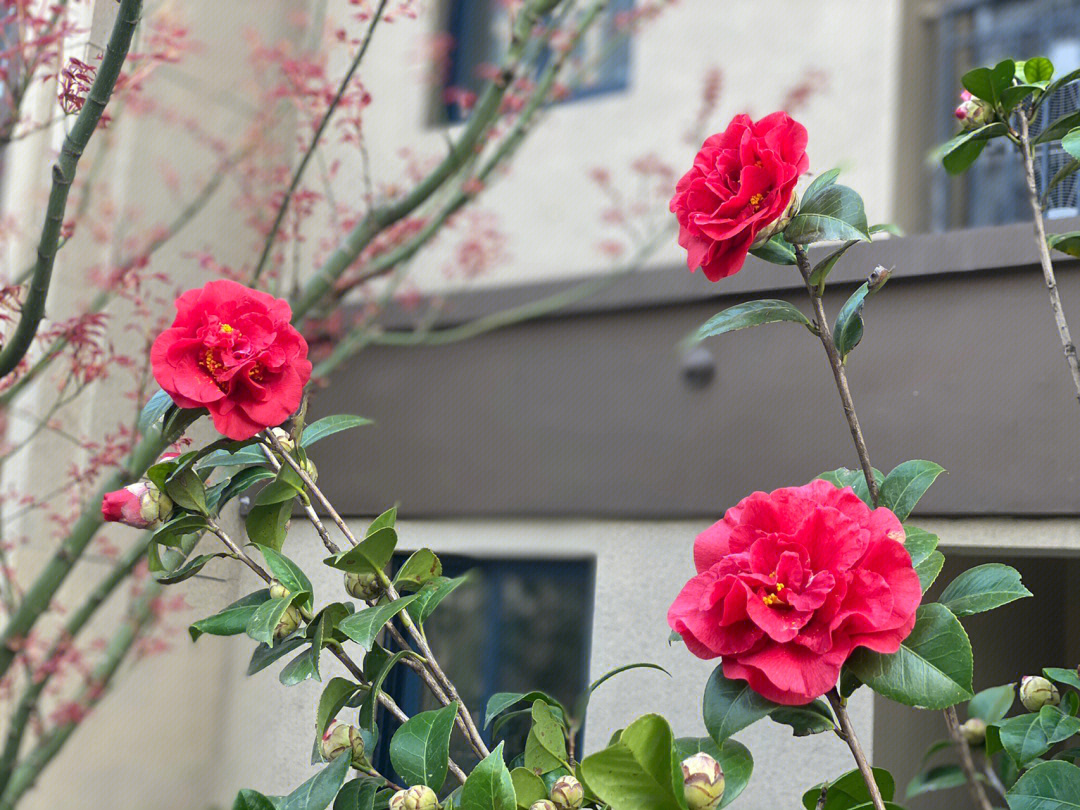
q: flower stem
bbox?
[826,690,887,810]
[1016,108,1080,407]
[792,245,880,505]
[944,705,994,810]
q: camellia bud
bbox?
[270,427,296,454]
[301,457,318,482]
[529,802,558,810]
[274,604,302,641]
[101,481,173,529]
[1020,675,1061,712]
[681,753,725,810]
[269,581,290,601]
[954,90,993,130]
[750,191,799,249]
[389,785,439,810]
[550,776,584,810]
[320,720,367,769]
[960,717,987,745]
[345,571,384,600]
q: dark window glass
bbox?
[375,554,595,781]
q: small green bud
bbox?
[390,785,439,810]
[273,604,302,641]
[1020,676,1060,712]
[681,753,725,810]
[301,457,318,482]
[270,427,296,454]
[960,717,987,745]
[530,802,558,810]
[345,571,384,600]
[269,581,291,601]
[550,775,584,810]
[320,721,366,769]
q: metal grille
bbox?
[932,0,1080,229]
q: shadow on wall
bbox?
[873,550,1080,810]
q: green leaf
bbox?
[338,594,420,650]
[153,552,228,585]
[695,300,813,342]
[803,168,841,202]
[915,550,945,592]
[1002,84,1042,111]
[461,743,517,810]
[407,576,468,625]
[906,764,968,798]
[358,648,413,731]
[580,714,686,810]
[769,700,835,737]
[262,547,315,607]
[279,753,351,810]
[525,700,570,772]
[189,590,270,642]
[256,479,303,506]
[848,603,973,709]
[879,460,945,522]
[1044,161,1080,206]
[938,563,1031,617]
[748,235,797,265]
[1025,57,1055,84]
[510,769,548,809]
[233,789,278,810]
[248,636,307,675]
[703,665,777,743]
[246,597,295,646]
[366,507,397,535]
[1045,668,1080,691]
[394,549,442,592]
[962,66,1000,102]
[1042,705,1080,744]
[969,684,1016,724]
[1048,232,1080,259]
[334,779,380,810]
[808,240,861,292]
[997,708,1080,767]
[785,184,870,244]
[902,526,940,568]
[302,415,372,448]
[280,647,320,686]
[1035,111,1080,145]
[485,691,567,729]
[817,467,882,507]
[938,123,1008,174]
[834,282,870,360]
[139,389,175,434]
[324,527,397,576]
[164,467,209,514]
[670,738,752,808]
[318,678,363,738]
[151,514,210,548]
[801,767,895,810]
[1006,760,1080,810]
[246,500,292,552]
[198,446,269,469]
[390,702,459,790]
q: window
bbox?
[441,0,634,123]
[932,0,1080,230]
[374,554,595,779]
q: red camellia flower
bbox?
[670,112,809,281]
[151,279,311,440]
[668,480,921,705]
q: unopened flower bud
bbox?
[389,785,439,810]
[681,753,725,810]
[345,571,384,600]
[101,481,173,529]
[530,802,558,810]
[320,720,366,768]
[960,717,987,745]
[270,427,295,454]
[273,604,302,641]
[954,90,994,130]
[301,457,318,482]
[1020,676,1060,711]
[269,581,291,601]
[751,191,799,249]
[550,775,584,810]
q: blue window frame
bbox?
[442,0,634,123]
[932,0,1080,230]
[373,554,595,779]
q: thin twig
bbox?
[1017,108,1080,407]
[793,245,880,504]
[827,690,886,810]
[944,706,994,810]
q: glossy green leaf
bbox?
[485,691,567,729]
[510,769,547,809]
[580,714,686,810]
[525,700,569,772]
[255,479,302,506]
[189,589,270,642]
[262,547,315,607]
[748,234,797,265]
[333,778,379,810]
[407,575,468,625]
[769,700,835,737]
[696,300,813,342]
[1001,84,1042,111]
[165,467,209,514]
[390,702,459,790]
[879,460,945,522]
[279,753,351,810]
[366,507,397,535]
[801,767,895,810]
[915,551,945,592]
[198,446,269,470]
[902,526,940,568]
[338,594,420,650]
[938,563,1031,617]
[317,677,363,738]
[358,648,413,731]
[1006,760,1080,810]
[280,647,319,686]
[969,684,1016,724]
[834,282,870,359]
[803,168,841,202]
[571,663,670,731]
[1025,57,1055,83]
[997,708,1080,767]
[938,123,1008,174]
[1045,668,1080,691]
[153,552,228,585]
[785,184,870,244]
[1061,129,1080,160]
[246,500,292,552]
[324,527,397,576]
[394,549,442,592]
[301,415,372,448]
[703,665,777,743]
[233,789,277,810]
[906,764,968,798]
[139,389,175,433]
[817,467,882,507]
[151,514,210,548]
[248,636,307,675]
[246,597,295,646]
[1035,111,1080,145]
[848,603,973,709]
[808,240,860,292]
[1048,232,1080,259]
[461,743,516,810]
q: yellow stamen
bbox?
[749,193,764,209]
[762,593,781,607]
[220,323,234,334]
[775,582,785,591]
